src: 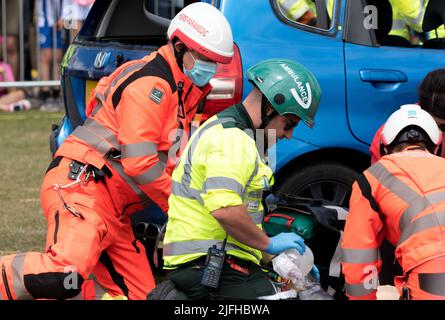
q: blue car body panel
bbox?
[345,43,445,145]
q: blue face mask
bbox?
[183,51,217,87]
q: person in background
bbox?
[278,0,317,25]
[0,0,20,80]
[418,68,445,156]
[277,0,334,26]
[389,0,445,45]
[0,36,31,112]
[61,0,95,43]
[35,0,66,112]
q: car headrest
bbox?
[423,0,445,32]
[365,0,393,40]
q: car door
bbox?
[344,0,445,146]
[222,0,349,172]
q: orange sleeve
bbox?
[370,125,384,165]
[341,175,383,300]
[117,77,174,213]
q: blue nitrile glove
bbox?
[265,232,306,255]
[309,265,320,282]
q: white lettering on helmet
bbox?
[280,63,312,109]
[291,85,312,110]
[179,13,209,37]
[280,64,300,83]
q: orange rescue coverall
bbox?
[0,44,211,300]
[342,147,445,300]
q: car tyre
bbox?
[277,162,359,207]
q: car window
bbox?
[77,0,199,45]
[274,0,335,31]
[352,0,445,49]
[144,0,195,19]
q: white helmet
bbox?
[380,104,443,154]
[167,2,234,64]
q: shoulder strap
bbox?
[112,53,177,108]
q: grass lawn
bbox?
[0,110,63,255]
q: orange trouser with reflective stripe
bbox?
[0,157,155,300]
[395,256,445,300]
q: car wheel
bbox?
[277,162,359,207]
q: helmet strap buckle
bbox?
[380,142,388,157]
[172,39,187,71]
[259,94,277,129]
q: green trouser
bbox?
[167,256,275,300]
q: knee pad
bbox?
[24,271,85,299]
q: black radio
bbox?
[200,241,227,288]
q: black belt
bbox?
[46,156,112,183]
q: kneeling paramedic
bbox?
[342,104,445,300]
[163,59,322,299]
[0,3,234,300]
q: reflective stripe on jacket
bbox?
[278,0,334,21]
[426,25,445,40]
[278,0,313,21]
[390,0,424,35]
[389,0,445,40]
[55,44,211,214]
[389,6,411,40]
[342,148,445,299]
[163,103,273,268]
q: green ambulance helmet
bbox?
[246,58,322,128]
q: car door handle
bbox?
[360,70,408,83]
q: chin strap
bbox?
[259,94,277,129]
[173,39,187,72]
[436,143,442,156]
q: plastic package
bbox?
[298,283,334,300]
[270,247,334,300]
[272,247,314,276]
[258,289,298,300]
[272,247,314,290]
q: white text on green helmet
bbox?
[280,63,312,109]
[291,85,312,110]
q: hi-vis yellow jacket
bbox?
[389,0,445,40]
[163,103,273,268]
[278,0,334,22]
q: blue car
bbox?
[54,0,445,211]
